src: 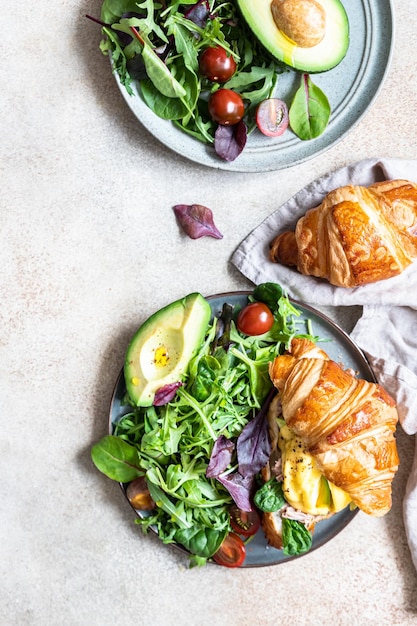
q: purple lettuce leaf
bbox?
[173,204,223,240]
[214,121,247,162]
[236,388,275,478]
[184,0,211,29]
[216,471,254,512]
[206,435,235,478]
[153,382,183,406]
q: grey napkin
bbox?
[231,157,417,570]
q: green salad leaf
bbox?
[253,478,286,513]
[91,283,320,565]
[282,518,313,556]
[289,73,331,140]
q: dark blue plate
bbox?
[109,292,372,566]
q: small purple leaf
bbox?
[217,471,254,511]
[206,435,235,478]
[173,204,223,240]
[236,389,275,478]
[214,120,247,162]
[153,382,183,406]
[184,0,211,28]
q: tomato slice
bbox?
[256,98,289,137]
[212,532,246,568]
[229,506,261,537]
[237,302,274,336]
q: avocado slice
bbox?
[124,293,211,407]
[236,0,349,73]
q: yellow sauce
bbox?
[278,422,351,515]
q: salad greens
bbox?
[89,0,333,159]
[91,283,320,566]
[96,0,284,147]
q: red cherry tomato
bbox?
[199,46,237,83]
[208,89,245,126]
[237,302,274,336]
[212,532,246,568]
[256,98,289,137]
[229,506,261,537]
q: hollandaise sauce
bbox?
[278,421,351,516]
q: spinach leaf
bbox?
[252,282,284,312]
[282,518,313,556]
[175,526,228,558]
[91,435,143,482]
[140,79,189,120]
[289,73,331,140]
[253,479,286,512]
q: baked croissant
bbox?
[269,179,417,287]
[268,338,399,516]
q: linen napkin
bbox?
[231,157,417,570]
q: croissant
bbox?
[268,338,399,517]
[269,179,417,287]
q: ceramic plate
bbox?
[112,0,394,172]
[109,291,374,567]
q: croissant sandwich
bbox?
[269,179,417,287]
[260,338,399,550]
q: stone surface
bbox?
[2,0,417,624]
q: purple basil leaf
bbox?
[184,0,211,28]
[206,435,235,478]
[153,382,183,406]
[217,471,254,511]
[214,120,247,162]
[237,388,275,478]
[173,204,223,240]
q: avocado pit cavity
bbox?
[270,0,326,48]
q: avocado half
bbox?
[236,0,349,73]
[124,293,211,407]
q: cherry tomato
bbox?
[208,89,245,126]
[237,302,274,336]
[212,532,246,568]
[229,506,261,537]
[256,98,289,137]
[125,477,156,511]
[199,46,237,83]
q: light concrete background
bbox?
[2,0,417,624]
